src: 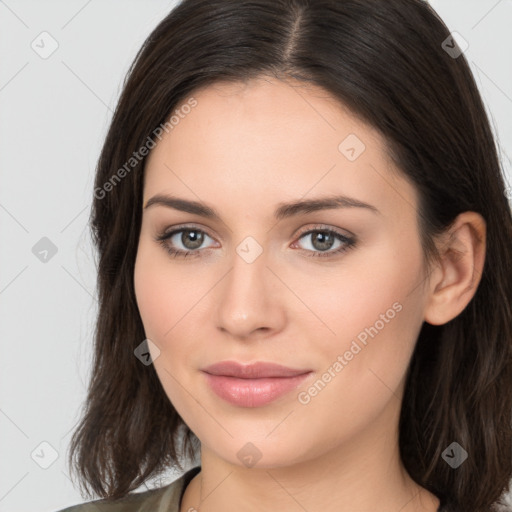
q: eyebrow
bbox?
[143,194,380,220]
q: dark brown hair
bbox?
[67,1,512,510]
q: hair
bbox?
[67,0,512,510]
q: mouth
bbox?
[201,361,313,407]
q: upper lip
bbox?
[202,361,312,379]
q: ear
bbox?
[423,211,486,326]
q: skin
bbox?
[133,75,486,512]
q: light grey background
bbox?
[1,1,511,511]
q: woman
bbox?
[58,0,512,511]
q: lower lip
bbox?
[202,372,312,407]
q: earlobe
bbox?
[423,212,486,326]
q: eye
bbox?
[155,226,217,258]
[292,226,356,258]
[154,224,356,260]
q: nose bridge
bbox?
[214,237,285,337]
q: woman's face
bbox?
[134,76,431,469]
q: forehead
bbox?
[143,76,417,220]
[170,76,383,150]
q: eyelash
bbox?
[154,224,357,259]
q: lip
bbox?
[202,361,311,378]
[201,361,313,407]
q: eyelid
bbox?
[158,223,354,244]
[293,223,355,240]
[159,222,218,241]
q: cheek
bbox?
[134,239,199,340]
[298,235,423,338]
[289,261,425,450]
[133,243,200,406]
[293,237,426,391]
[133,240,216,394]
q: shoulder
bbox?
[55,466,201,512]
[56,486,167,512]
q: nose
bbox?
[214,246,287,340]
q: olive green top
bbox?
[56,466,201,512]
[57,466,455,512]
